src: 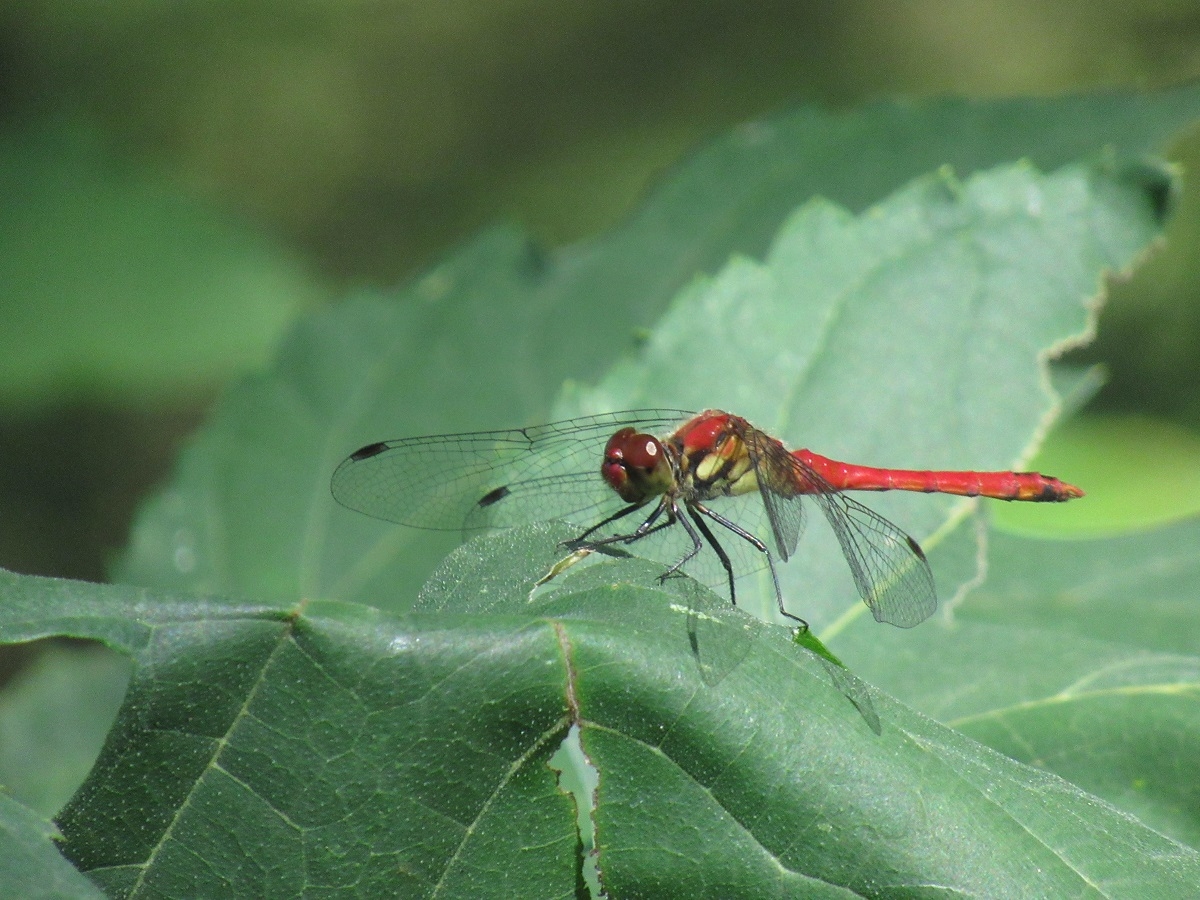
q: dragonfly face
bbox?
[600,427,677,504]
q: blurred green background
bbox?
[2,0,1200,590]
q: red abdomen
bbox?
[793,450,1084,502]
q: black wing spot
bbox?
[350,441,389,462]
[905,535,928,561]
[477,485,511,508]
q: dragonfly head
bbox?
[602,427,675,503]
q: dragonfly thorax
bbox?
[674,412,762,501]
[601,427,677,504]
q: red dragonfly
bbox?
[331,410,1082,628]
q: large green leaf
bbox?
[118,87,1200,604]
[562,157,1167,625]
[839,516,1200,851]
[124,155,1172,633]
[0,561,1193,897]
[0,121,318,407]
[0,790,104,899]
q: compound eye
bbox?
[602,427,673,503]
[609,431,662,472]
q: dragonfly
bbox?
[331,409,1083,628]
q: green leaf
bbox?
[0,564,1193,897]
[838,516,1200,850]
[567,156,1166,626]
[0,792,105,899]
[0,564,1190,897]
[118,87,1200,605]
[119,157,1174,622]
[0,121,319,407]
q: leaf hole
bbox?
[548,724,605,899]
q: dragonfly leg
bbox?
[568,498,676,551]
[683,505,736,604]
[567,499,658,546]
[660,503,707,583]
[695,503,809,630]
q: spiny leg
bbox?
[567,499,654,546]
[657,502,706,583]
[569,498,681,553]
[685,505,737,605]
[695,503,808,630]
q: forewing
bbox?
[330,410,689,532]
[741,428,806,560]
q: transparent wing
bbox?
[805,489,937,628]
[739,428,806,561]
[330,410,691,532]
[741,429,936,628]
